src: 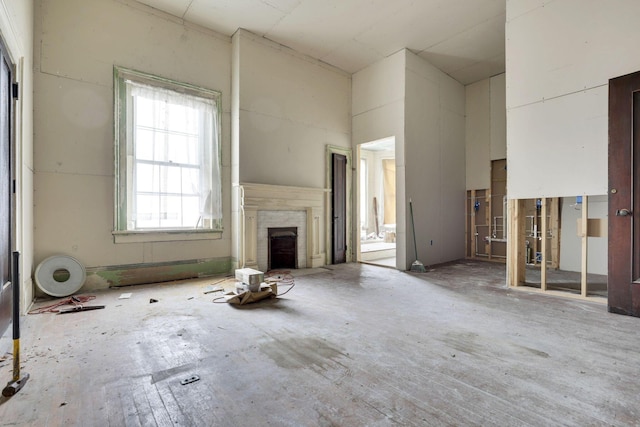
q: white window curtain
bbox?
[126,80,222,229]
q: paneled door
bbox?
[609,70,640,316]
[332,153,346,264]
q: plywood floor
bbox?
[0,261,638,426]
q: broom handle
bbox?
[409,199,418,260]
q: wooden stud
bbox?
[550,198,560,269]
[581,195,588,297]
[486,190,492,260]
[508,199,526,287]
[540,198,548,291]
[470,190,476,259]
[465,191,469,257]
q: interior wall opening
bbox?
[508,195,607,300]
[357,137,396,268]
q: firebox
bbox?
[268,227,297,270]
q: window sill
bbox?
[113,229,223,244]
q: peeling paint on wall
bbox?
[82,257,232,290]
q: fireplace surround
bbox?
[236,183,328,272]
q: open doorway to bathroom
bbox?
[358,137,396,267]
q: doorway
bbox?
[608,70,640,316]
[358,137,396,268]
[0,40,14,337]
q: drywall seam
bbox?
[507,83,608,111]
[113,0,230,42]
[235,29,350,77]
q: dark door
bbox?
[332,153,346,264]
[0,41,13,337]
[608,70,640,316]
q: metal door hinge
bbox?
[11,82,18,100]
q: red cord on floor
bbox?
[28,295,96,314]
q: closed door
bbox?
[609,70,640,316]
[0,42,13,336]
[332,153,346,264]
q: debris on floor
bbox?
[213,270,296,305]
[149,298,159,304]
[180,375,200,385]
[28,295,98,314]
[217,283,278,305]
[118,293,132,299]
[57,305,105,314]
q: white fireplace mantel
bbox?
[238,183,328,270]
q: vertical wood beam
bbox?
[541,198,548,291]
[550,198,560,269]
[470,190,476,258]
[581,195,588,297]
[508,199,526,287]
[486,190,492,259]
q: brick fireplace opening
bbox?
[268,227,297,270]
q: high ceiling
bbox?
[135,0,505,85]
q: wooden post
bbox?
[486,191,492,260]
[470,190,476,258]
[540,198,548,291]
[550,198,560,269]
[508,199,526,287]
[581,195,588,297]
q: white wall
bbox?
[34,0,233,288]
[230,29,351,268]
[352,51,406,147]
[234,30,351,189]
[465,79,490,189]
[405,50,466,267]
[465,73,506,190]
[506,0,640,198]
[0,0,33,311]
[490,74,506,160]
[353,50,466,269]
[352,51,406,267]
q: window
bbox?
[114,67,222,239]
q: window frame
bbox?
[113,66,222,243]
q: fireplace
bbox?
[236,183,329,271]
[268,227,297,270]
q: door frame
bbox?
[0,37,15,337]
[325,145,352,264]
[331,153,347,263]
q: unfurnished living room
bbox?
[1,0,639,425]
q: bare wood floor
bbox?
[1,260,638,426]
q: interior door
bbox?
[608,70,640,316]
[0,42,13,336]
[332,153,346,264]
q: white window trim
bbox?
[112,229,222,244]
[113,66,222,243]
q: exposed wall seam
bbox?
[507,83,608,111]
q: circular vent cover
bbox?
[35,255,86,297]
